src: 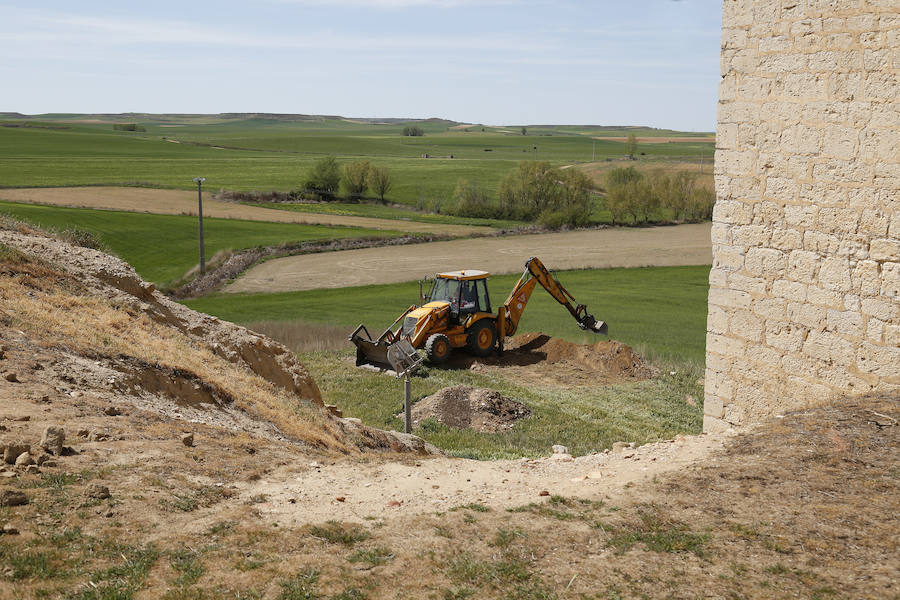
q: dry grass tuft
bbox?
[245,320,352,353]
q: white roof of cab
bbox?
[436,269,489,280]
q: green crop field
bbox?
[0,115,713,212]
[184,265,710,458]
[0,200,402,285]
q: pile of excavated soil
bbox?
[463,332,652,388]
[411,386,531,432]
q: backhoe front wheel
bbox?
[467,320,497,357]
[425,333,451,364]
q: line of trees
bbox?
[450,161,594,228]
[401,125,424,137]
[303,156,393,202]
[604,167,714,225]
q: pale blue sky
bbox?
[1,1,722,130]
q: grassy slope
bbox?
[0,118,714,209]
[0,200,401,285]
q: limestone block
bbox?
[861,297,897,321]
[714,199,754,225]
[807,286,845,308]
[823,125,860,160]
[884,324,900,346]
[860,128,900,163]
[870,238,900,261]
[745,344,783,366]
[787,250,821,283]
[709,287,753,309]
[864,73,900,101]
[781,124,823,155]
[707,333,746,357]
[754,297,787,320]
[770,228,804,251]
[707,305,729,335]
[866,318,885,343]
[852,260,882,296]
[731,224,770,247]
[857,342,900,378]
[717,123,738,150]
[730,309,764,342]
[711,223,731,244]
[724,402,746,426]
[765,321,806,353]
[826,309,864,337]
[819,257,853,292]
[844,294,860,312]
[714,245,746,271]
[709,267,728,288]
[753,201,784,226]
[782,355,820,380]
[721,27,749,50]
[772,279,807,302]
[705,369,733,406]
[818,208,860,235]
[858,210,890,238]
[828,72,863,101]
[788,302,826,329]
[703,415,730,434]
[881,262,900,298]
[818,365,874,390]
[804,330,855,366]
[784,204,818,228]
[745,247,786,277]
[764,177,798,201]
[804,230,842,255]
[730,274,768,295]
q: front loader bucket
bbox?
[349,325,424,375]
[350,325,393,370]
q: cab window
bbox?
[429,278,460,304]
[476,279,491,313]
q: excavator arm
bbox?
[500,257,607,342]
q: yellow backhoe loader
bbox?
[349,257,607,372]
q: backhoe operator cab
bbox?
[350,257,608,372]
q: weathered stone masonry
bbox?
[705,0,899,432]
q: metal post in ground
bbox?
[404,375,412,434]
[193,177,206,274]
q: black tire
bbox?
[425,333,451,364]
[466,320,497,357]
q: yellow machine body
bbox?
[350,258,607,369]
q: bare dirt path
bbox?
[240,431,728,525]
[226,223,712,293]
[0,187,492,236]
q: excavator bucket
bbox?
[577,314,608,335]
[349,325,423,375]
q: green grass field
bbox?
[184,265,710,458]
[0,200,402,285]
[0,115,713,211]
[183,265,711,364]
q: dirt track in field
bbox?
[0,187,491,236]
[226,223,712,293]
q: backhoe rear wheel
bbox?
[467,320,497,357]
[425,333,451,364]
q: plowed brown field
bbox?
[226,222,712,293]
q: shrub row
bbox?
[605,167,714,225]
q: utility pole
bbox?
[533,145,537,160]
[699,150,704,173]
[193,177,206,274]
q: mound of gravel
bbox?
[411,386,531,433]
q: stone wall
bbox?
[706,0,899,432]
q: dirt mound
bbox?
[411,386,531,432]
[0,225,432,455]
[461,332,651,387]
